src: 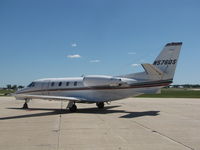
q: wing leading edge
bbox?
[15,94,84,102]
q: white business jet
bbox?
[15,42,182,112]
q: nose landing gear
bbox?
[22,102,28,109]
[22,99,30,109]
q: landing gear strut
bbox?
[22,99,30,109]
[96,102,104,109]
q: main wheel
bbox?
[96,102,104,109]
[69,104,77,112]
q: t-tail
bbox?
[152,42,182,80]
[123,42,182,82]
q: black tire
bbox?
[96,102,104,109]
[22,103,28,109]
[69,104,77,112]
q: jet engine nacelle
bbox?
[83,75,122,87]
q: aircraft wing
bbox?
[15,94,84,102]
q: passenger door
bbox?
[41,81,50,95]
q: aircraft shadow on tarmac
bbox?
[0,106,160,120]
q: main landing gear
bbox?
[69,104,77,112]
[96,102,104,109]
[22,99,30,109]
[67,101,105,112]
[67,101,77,112]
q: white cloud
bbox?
[71,43,77,47]
[128,52,136,55]
[90,60,100,63]
[131,64,140,67]
[67,54,81,58]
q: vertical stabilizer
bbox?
[120,42,182,81]
[153,42,182,80]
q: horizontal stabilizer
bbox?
[141,63,163,79]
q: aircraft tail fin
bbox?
[153,42,182,80]
[120,42,182,81]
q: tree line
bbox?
[1,84,25,90]
[167,84,200,88]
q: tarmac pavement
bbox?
[0,97,200,150]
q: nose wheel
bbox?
[22,99,30,109]
[96,102,104,109]
[69,104,77,112]
[22,102,28,109]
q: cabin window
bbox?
[27,82,35,87]
[51,82,54,86]
[27,83,31,87]
[66,82,69,86]
[74,81,77,86]
[58,82,62,86]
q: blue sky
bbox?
[0,0,200,87]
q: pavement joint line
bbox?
[56,101,63,150]
[96,113,128,144]
[132,120,194,150]
[96,114,105,122]
[117,99,196,149]
[152,130,195,150]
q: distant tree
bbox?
[164,86,170,88]
[11,85,18,90]
[192,84,200,88]
[6,84,12,89]
[18,85,24,89]
[172,85,179,88]
[171,84,200,88]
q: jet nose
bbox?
[12,89,21,97]
[14,90,21,95]
[15,87,26,95]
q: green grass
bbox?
[137,88,200,98]
[0,89,15,96]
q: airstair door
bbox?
[41,81,50,95]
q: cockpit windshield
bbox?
[27,82,35,87]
